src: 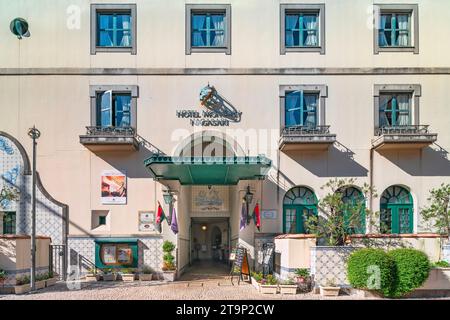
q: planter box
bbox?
[45,277,58,287]
[279,284,298,295]
[35,280,46,290]
[163,271,176,282]
[259,285,278,294]
[85,274,101,281]
[251,277,260,291]
[14,284,31,295]
[320,286,340,297]
[420,268,450,290]
[139,274,154,281]
[121,274,135,282]
[102,273,117,281]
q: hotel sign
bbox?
[176,85,242,126]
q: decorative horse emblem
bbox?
[199,85,242,123]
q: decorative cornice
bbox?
[1,68,450,76]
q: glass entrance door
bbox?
[283,205,316,234]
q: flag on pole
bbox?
[253,202,261,231]
[240,200,247,231]
[170,206,179,234]
[155,201,166,233]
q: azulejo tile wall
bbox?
[310,246,355,288]
[0,132,67,245]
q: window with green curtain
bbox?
[285,12,319,47]
[96,91,131,127]
[192,12,225,47]
[97,12,132,47]
[379,93,411,127]
[379,13,410,47]
[340,187,366,234]
[285,91,318,127]
[380,186,413,234]
[3,212,16,234]
[283,186,317,234]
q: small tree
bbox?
[162,240,176,271]
[304,178,377,246]
[421,183,450,242]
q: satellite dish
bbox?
[10,18,29,39]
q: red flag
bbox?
[155,202,166,233]
[253,202,261,231]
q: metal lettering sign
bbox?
[176,85,242,126]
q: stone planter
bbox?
[121,274,135,282]
[279,284,298,295]
[85,273,101,281]
[163,271,176,282]
[139,274,153,281]
[320,286,340,297]
[251,277,260,291]
[14,284,30,295]
[102,273,117,281]
[45,277,58,287]
[35,280,46,290]
[259,285,278,294]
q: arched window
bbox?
[380,185,413,234]
[283,186,317,234]
[340,187,366,234]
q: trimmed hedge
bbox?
[347,248,395,297]
[347,248,431,298]
[388,248,431,297]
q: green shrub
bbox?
[347,248,395,297]
[251,271,263,282]
[16,275,30,285]
[0,269,7,280]
[294,268,309,278]
[432,260,450,268]
[388,248,431,298]
[141,265,154,274]
[162,241,175,253]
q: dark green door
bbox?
[283,205,316,234]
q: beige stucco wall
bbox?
[0,0,449,257]
[1,0,450,69]
[0,237,50,271]
[274,237,317,270]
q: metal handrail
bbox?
[85,126,136,136]
[375,125,430,136]
[282,125,331,135]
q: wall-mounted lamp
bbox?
[201,225,207,231]
[244,185,253,205]
[10,18,30,39]
[163,189,174,204]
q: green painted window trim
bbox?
[285,90,318,127]
[341,187,366,234]
[285,13,319,48]
[283,204,317,234]
[379,13,411,48]
[2,211,16,234]
[380,186,414,234]
[191,13,225,48]
[96,12,132,48]
[379,93,411,127]
[94,239,138,268]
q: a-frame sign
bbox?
[229,246,251,285]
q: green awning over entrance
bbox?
[144,156,272,185]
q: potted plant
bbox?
[294,268,312,292]
[320,279,341,297]
[14,275,30,294]
[139,265,155,281]
[120,268,136,282]
[35,273,47,289]
[102,268,117,281]
[279,278,298,295]
[85,267,101,281]
[162,241,176,281]
[259,274,278,294]
[250,271,263,290]
[45,271,58,287]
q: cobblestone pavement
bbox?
[0,279,375,300]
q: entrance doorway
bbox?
[190,217,230,265]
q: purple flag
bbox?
[170,206,179,234]
[240,200,247,231]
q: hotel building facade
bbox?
[0,0,449,279]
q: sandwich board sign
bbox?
[230,246,250,285]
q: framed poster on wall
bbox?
[101,170,127,204]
